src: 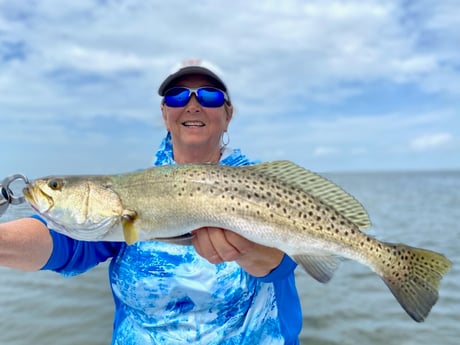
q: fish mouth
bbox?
[23,184,54,213]
[22,185,35,204]
[182,121,205,127]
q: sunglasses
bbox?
[163,87,229,108]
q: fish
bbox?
[22,160,452,322]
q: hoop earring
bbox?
[221,131,230,149]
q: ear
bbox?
[225,104,233,124]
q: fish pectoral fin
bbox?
[293,254,343,283]
[121,210,138,245]
[154,233,195,246]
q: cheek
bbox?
[162,109,179,127]
[210,110,231,128]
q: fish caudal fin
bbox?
[380,243,452,322]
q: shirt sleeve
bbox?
[258,254,302,344]
[257,253,298,283]
[31,215,123,277]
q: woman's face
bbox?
[161,75,233,163]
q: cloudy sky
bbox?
[1,0,459,179]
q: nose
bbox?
[185,94,201,111]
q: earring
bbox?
[221,131,230,148]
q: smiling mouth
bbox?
[182,121,205,127]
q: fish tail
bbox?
[379,243,452,322]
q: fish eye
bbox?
[48,179,64,191]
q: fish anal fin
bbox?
[121,210,138,245]
[293,254,343,283]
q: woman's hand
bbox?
[191,227,284,277]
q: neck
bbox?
[173,146,223,164]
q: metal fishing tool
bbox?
[0,174,29,217]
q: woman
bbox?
[0,61,302,344]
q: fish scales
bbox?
[23,160,452,323]
[111,163,363,256]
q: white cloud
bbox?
[57,45,158,72]
[409,133,454,151]
[1,0,460,174]
[2,0,460,109]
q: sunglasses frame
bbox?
[163,87,229,108]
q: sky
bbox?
[1,0,459,179]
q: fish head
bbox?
[23,176,124,241]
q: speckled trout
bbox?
[23,160,451,322]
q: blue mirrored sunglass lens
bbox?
[164,88,191,107]
[196,88,225,107]
[164,87,226,107]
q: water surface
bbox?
[1,171,458,344]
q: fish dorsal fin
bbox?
[246,161,371,229]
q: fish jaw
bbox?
[54,213,122,241]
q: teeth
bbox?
[183,121,205,127]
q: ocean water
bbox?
[0,171,459,345]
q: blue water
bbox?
[1,171,459,344]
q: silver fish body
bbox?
[23,161,452,322]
